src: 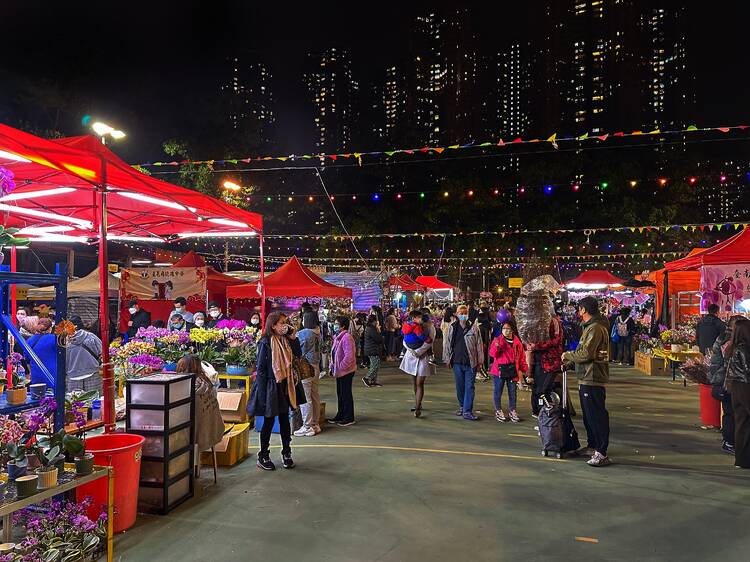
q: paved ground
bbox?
[117,364,750,562]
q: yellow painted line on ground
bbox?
[575,537,599,544]
[507,433,538,439]
[266,443,563,463]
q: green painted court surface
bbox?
[118,365,750,561]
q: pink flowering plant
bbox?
[134,326,190,363]
[127,353,165,374]
[6,497,106,561]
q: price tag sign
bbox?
[508,278,523,289]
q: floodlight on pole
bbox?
[91,121,126,145]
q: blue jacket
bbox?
[297,328,321,367]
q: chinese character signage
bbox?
[120,267,206,301]
[699,264,750,313]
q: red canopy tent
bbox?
[227,256,352,299]
[564,270,625,288]
[387,274,424,292]
[415,275,455,290]
[664,227,750,271]
[0,123,265,432]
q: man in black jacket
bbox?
[127,300,151,339]
[696,304,725,353]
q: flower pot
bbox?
[7,462,26,481]
[36,467,58,490]
[15,474,38,497]
[226,364,250,376]
[6,386,27,405]
[163,362,177,372]
[75,453,95,476]
[670,344,682,353]
[29,383,46,400]
[25,453,40,470]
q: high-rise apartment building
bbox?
[304,47,359,152]
[220,57,276,146]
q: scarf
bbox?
[270,335,297,409]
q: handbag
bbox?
[292,356,316,380]
[499,363,517,379]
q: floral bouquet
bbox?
[110,340,157,367]
[189,327,224,345]
[680,356,710,385]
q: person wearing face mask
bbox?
[328,316,358,426]
[249,313,261,327]
[127,300,151,339]
[169,313,193,333]
[295,311,322,437]
[443,304,484,420]
[248,312,304,470]
[206,302,225,328]
[169,297,194,325]
[489,322,528,423]
[192,312,207,328]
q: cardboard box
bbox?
[200,422,250,467]
[217,389,248,423]
[635,351,668,376]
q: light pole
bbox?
[91,121,125,432]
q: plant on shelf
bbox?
[64,393,94,475]
[4,441,29,481]
[194,343,224,367]
[126,353,165,378]
[8,497,107,562]
[223,345,256,375]
[6,363,28,406]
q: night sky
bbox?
[2,1,750,163]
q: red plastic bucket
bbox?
[77,433,145,533]
[699,384,722,427]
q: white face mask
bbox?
[502,329,513,338]
[195,319,205,327]
[128,307,137,315]
[174,306,183,312]
[251,318,260,325]
[209,310,220,318]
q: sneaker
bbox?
[463,412,480,421]
[257,453,276,471]
[337,420,357,427]
[577,447,595,457]
[319,371,328,379]
[587,452,611,467]
[362,377,374,388]
[455,409,464,416]
[495,410,507,422]
[372,382,383,387]
[281,453,295,469]
[531,413,539,420]
[326,418,340,424]
[722,441,736,455]
[509,410,521,423]
[294,426,313,437]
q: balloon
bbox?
[496,309,511,324]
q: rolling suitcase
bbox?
[538,369,580,458]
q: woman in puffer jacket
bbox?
[724,317,750,468]
[489,321,528,423]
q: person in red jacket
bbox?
[489,322,528,422]
[526,314,564,417]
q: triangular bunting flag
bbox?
[547,133,557,143]
[578,132,589,140]
[479,142,493,147]
[327,155,337,161]
[353,153,362,159]
[497,139,505,146]
[613,132,624,136]
[277,157,288,162]
[682,226,689,231]
[385,151,396,157]
[649,129,660,134]
[512,138,523,143]
[448,145,460,149]
[404,150,415,154]
[699,226,705,231]
[631,131,643,135]
[638,227,644,233]
[597,134,609,141]
[419,147,430,152]
[718,127,730,133]
[686,125,698,131]
[433,147,445,153]
[630,227,636,232]
[709,225,715,231]
[735,224,741,229]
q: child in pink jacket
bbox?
[489,322,528,422]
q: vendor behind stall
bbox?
[23,317,57,388]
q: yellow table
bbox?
[217,373,252,400]
[653,349,704,386]
[0,464,114,562]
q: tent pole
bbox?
[98,157,115,433]
[260,233,266,325]
[7,246,16,388]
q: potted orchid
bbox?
[2,416,28,480]
[8,497,106,561]
[5,353,28,406]
[135,327,191,371]
[126,354,165,377]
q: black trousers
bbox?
[579,385,610,455]
[712,385,735,446]
[731,382,750,468]
[334,372,355,423]
[259,413,291,456]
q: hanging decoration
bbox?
[135,123,750,168]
